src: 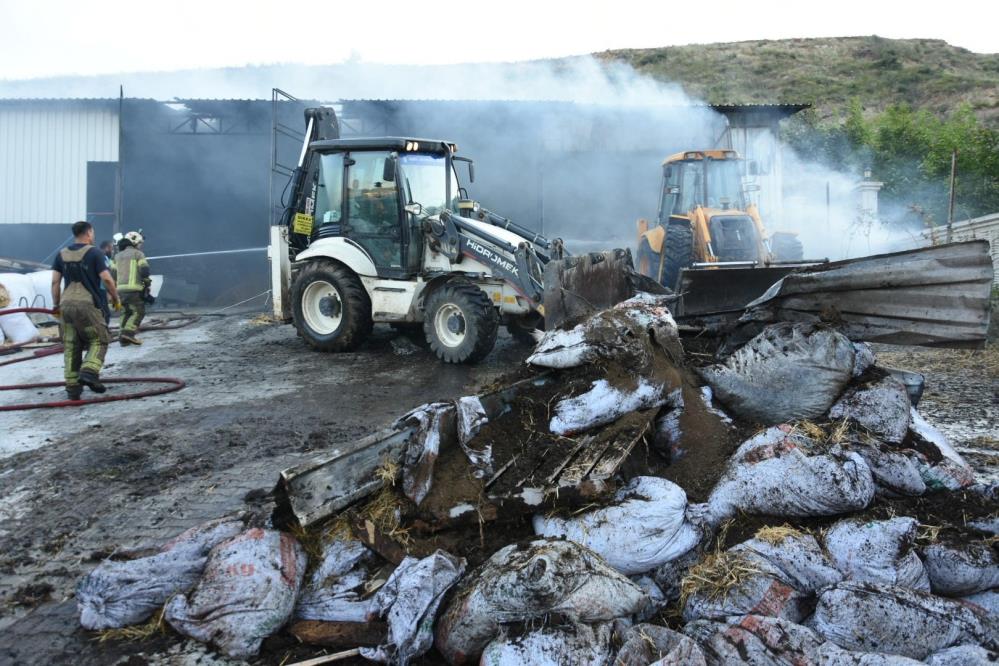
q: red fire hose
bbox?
[0,377,186,411]
[1,306,188,409]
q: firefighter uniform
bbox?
[114,245,150,344]
[53,244,111,393]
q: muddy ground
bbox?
[0,314,996,665]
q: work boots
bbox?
[120,332,142,346]
[66,385,83,401]
[78,370,106,394]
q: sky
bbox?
[0,0,993,80]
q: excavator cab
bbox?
[292,138,464,280]
[636,150,807,316]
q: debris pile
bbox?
[76,293,998,664]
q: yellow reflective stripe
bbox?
[129,259,138,288]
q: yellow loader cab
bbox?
[636,150,803,291]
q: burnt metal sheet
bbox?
[677,265,809,316]
[744,240,994,348]
[274,425,414,528]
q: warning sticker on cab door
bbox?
[293,213,314,235]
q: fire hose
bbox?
[0,306,188,409]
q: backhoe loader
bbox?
[268,107,639,364]
[636,150,813,316]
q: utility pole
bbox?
[946,149,957,243]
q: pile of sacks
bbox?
[75,296,997,664]
[0,271,53,344]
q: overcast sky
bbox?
[0,0,993,80]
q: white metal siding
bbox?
[0,105,119,224]
[927,213,999,286]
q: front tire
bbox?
[292,260,372,352]
[661,223,694,291]
[506,312,544,345]
[423,283,499,364]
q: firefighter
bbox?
[114,231,151,346]
[51,221,120,399]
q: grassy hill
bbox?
[599,37,999,125]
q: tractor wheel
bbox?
[423,283,499,364]
[506,312,544,345]
[292,260,372,352]
[771,233,804,262]
[637,238,660,279]
[661,223,694,291]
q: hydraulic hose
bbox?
[0,377,186,411]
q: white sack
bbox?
[731,530,843,593]
[706,426,875,522]
[549,378,666,436]
[294,538,377,622]
[76,517,244,630]
[455,395,491,478]
[824,518,930,591]
[434,539,648,664]
[854,445,926,497]
[924,645,999,665]
[828,374,911,444]
[922,542,999,597]
[532,476,701,575]
[909,409,976,490]
[360,550,465,665]
[400,402,453,505]
[615,623,706,666]
[699,322,855,424]
[962,589,999,615]
[808,581,998,659]
[165,528,306,658]
[28,270,55,309]
[480,622,615,666]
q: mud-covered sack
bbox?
[532,476,701,575]
[922,542,999,597]
[962,589,999,615]
[828,373,911,444]
[909,409,976,490]
[434,539,648,664]
[294,538,377,622]
[361,550,465,665]
[684,614,826,665]
[165,528,306,658]
[853,445,926,497]
[77,517,244,630]
[924,645,999,665]
[685,614,922,666]
[851,342,877,378]
[549,377,667,436]
[680,529,842,624]
[700,322,855,425]
[706,426,875,522]
[615,623,706,666]
[808,581,999,659]
[400,402,454,505]
[527,293,681,371]
[730,529,843,593]
[824,518,930,591]
[480,622,614,666]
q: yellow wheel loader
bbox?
[637,150,811,316]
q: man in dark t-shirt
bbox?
[51,221,121,400]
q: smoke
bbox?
[781,147,931,262]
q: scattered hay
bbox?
[249,313,278,326]
[288,522,325,563]
[357,486,411,546]
[916,523,943,544]
[754,524,804,545]
[373,458,400,487]
[96,608,167,643]
[680,550,764,607]
[877,344,999,379]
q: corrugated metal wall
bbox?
[0,104,119,224]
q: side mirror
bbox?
[747,160,760,176]
[666,186,680,195]
[404,202,423,216]
[453,156,475,183]
[382,154,397,183]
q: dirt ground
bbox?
[0,311,524,665]
[0,314,996,665]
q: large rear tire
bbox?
[423,283,499,364]
[661,223,694,291]
[292,260,372,352]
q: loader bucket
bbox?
[541,249,644,329]
[675,264,808,317]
